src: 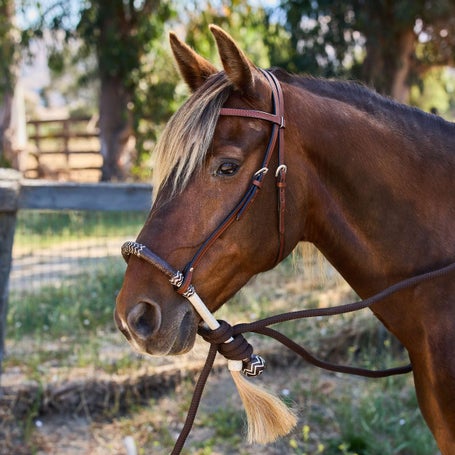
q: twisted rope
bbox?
[170,259,455,454]
[122,241,455,453]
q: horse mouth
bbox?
[162,310,197,355]
[124,307,198,356]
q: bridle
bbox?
[121,69,288,373]
[122,69,287,302]
[166,69,288,297]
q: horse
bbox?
[115,25,455,453]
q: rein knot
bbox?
[198,320,254,362]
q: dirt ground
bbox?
[0,340,356,455]
[28,367,342,455]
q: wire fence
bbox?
[11,210,148,295]
[7,210,149,338]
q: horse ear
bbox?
[209,24,257,94]
[169,32,218,92]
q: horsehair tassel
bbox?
[228,359,297,444]
[187,283,297,444]
[185,286,297,444]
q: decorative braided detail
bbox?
[242,354,265,377]
[169,271,185,288]
[182,285,196,298]
[198,320,255,362]
[121,241,144,259]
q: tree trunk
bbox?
[358,0,417,103]
[362,24,416,102]
[389,30,415,103]
[99,76,135,181]
[0,93,13,166]
[0,0,18,167]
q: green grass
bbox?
[287,374,437,455]
[8,260,124,339]
[14,210,148,247]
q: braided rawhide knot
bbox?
[198,320,265,377]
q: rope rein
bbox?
[122,240,455,454]
[170,260,455,454]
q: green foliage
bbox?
[183,0,273,69]
[277,0,364,77]
[410,67,455,116]
[0,0,18,96]
[76,1,172,83]
[278,0,455,98]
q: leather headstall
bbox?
[123,69,287,298]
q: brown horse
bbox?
[115,26,455,453]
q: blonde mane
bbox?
[153,73,232,197]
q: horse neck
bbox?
[286,85,455,297]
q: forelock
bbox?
[153,73,232,199]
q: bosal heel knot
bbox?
[198,320,265,377]
[197,319,294,445]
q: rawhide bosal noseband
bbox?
[120,70,455,454]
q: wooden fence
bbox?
[25,117,101,181]
[0,168,152,376]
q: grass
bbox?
[14,210,148,248]
[8,260,124,340]
[286,374,436,455]
[5,211,439,454]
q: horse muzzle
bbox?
[114,298,199,356]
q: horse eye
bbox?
[216,162,239,176]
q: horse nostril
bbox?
[127,301,162,340]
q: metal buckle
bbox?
[254,167,269,177]
[275,164,287,177]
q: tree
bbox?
[29,0,174,181]
[278,0,455,102]
[183,0,272,69]
[0,0,19,167]
[77,0,173,181]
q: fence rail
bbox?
[25,117,102,180]
[19,180,152,211]
[0,168,153,376]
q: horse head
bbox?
[115,26,301,356]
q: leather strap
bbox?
[219,108,284,127]
[175,70,287,295]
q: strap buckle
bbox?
[275,164,287,178]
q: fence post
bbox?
[0,168,21,382]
